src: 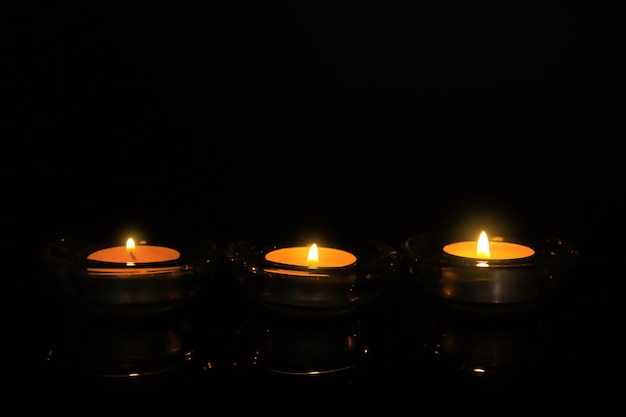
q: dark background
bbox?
[4,0,624,410]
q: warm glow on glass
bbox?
[87,237,180,263]
[443,230,535,260]
[265,243,356,267]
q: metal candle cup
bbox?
[253,267,359,308]
[439,264,544,304]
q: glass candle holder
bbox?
[401,231,579,313]
[225,238,400,316]
[44,232,220,315]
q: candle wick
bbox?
[129,251,136,261]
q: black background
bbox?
[4,0,624,411]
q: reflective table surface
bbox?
[12,236,613,410]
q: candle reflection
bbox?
[231,312,377,380]
[44,314,196,390]
[420,306,553,382]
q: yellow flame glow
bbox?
[307,243,319,265]
[476,231,491,258]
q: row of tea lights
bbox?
[44,227,578,316]
[89,231,530,265]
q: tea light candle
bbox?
[261,244,358,307]
[226,239,397,316]
[250,243,357,314]
[45,233,219,315]
[440,231,539,306]
[265,243,357,268]
[401,230,578,312]
[443,231,535,261]
[87,238,180,265]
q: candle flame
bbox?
[126,237,137,262]
[307,243,319,266]
[476,231,491,258]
